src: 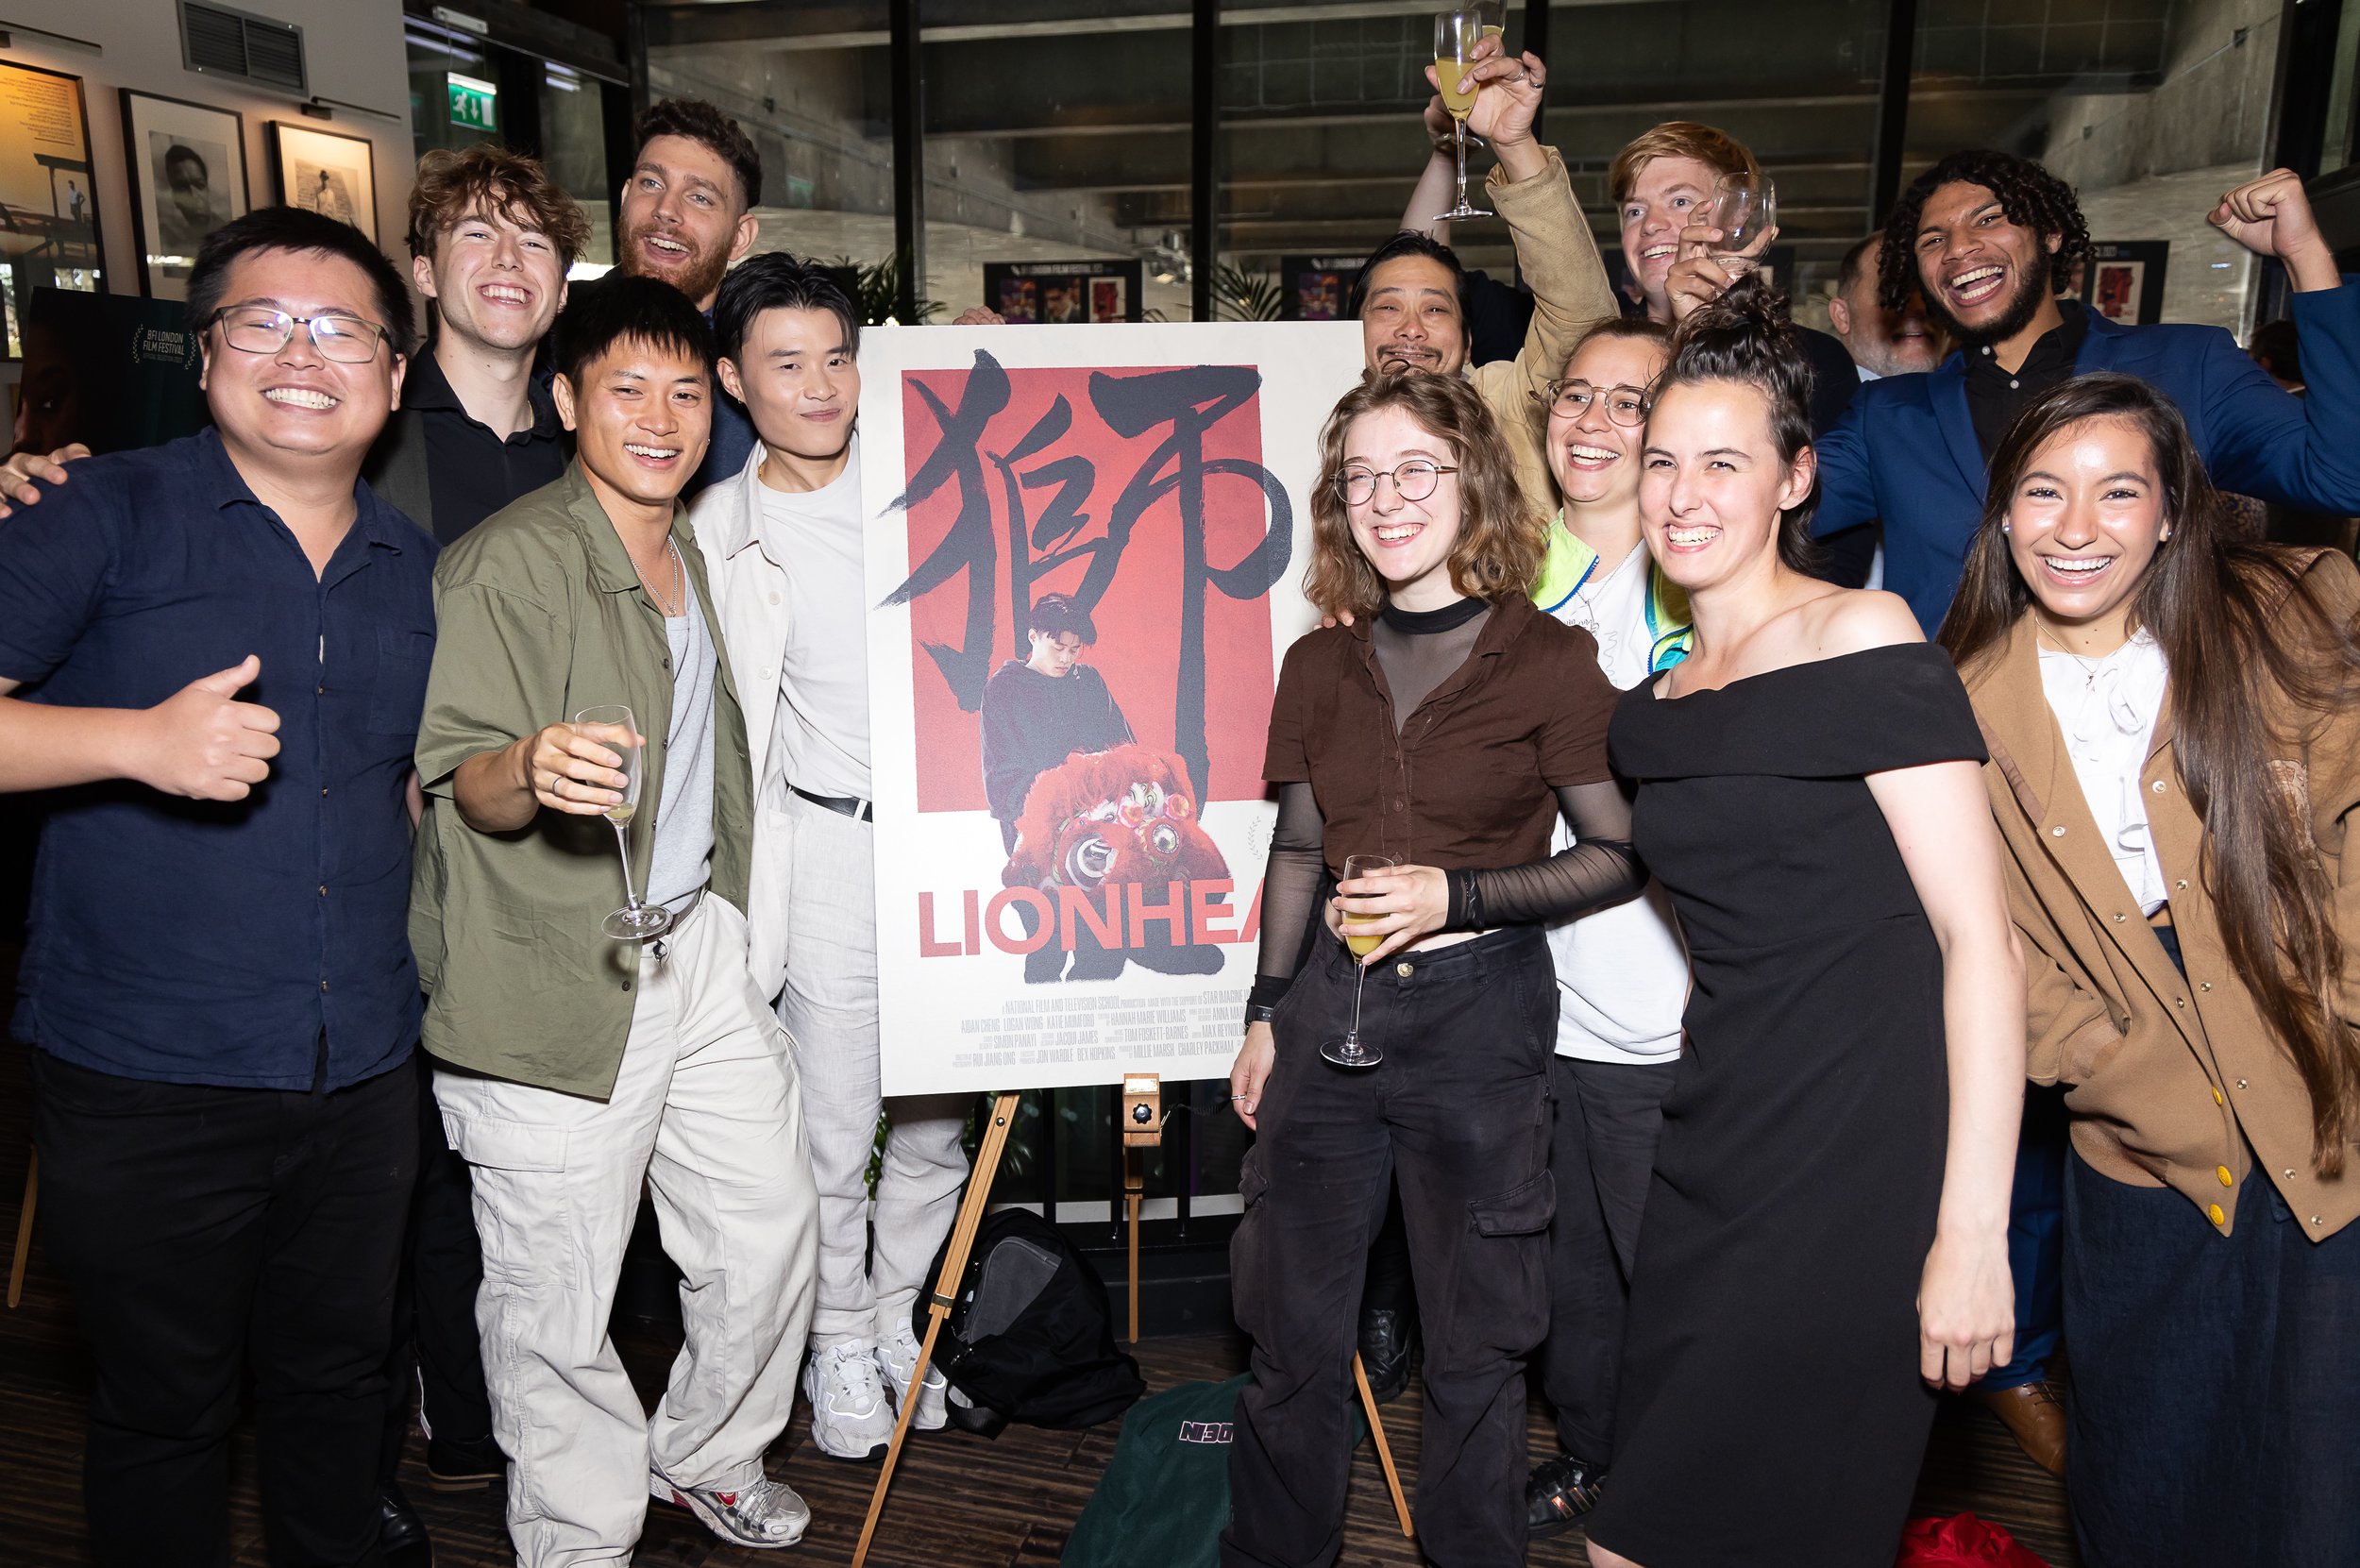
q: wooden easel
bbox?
[851,1084,1412,1563]
[853,1090,1022,1568]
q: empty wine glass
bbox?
[1706,171,1778,279]
[575,703,672,942]
[1322,853,1400,1070]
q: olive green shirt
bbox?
[410,461,754,1099]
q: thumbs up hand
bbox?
[135,655,282,801]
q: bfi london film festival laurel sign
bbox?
[858,321,1365,1097]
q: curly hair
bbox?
[634,97,762,210]
[1303,372,1543,620]
[1878,149,2089,312]
[406,144,592,267]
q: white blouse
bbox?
[2038,630,2172,916]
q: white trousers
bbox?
[434,897,818,1568]
[774,788,970,1348]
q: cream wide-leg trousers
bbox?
[435,896,818,1568]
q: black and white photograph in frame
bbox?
[121,91,249,301]
[267,120,377,244]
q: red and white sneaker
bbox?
[649,1466,810,1549]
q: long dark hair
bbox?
[1941,373,2360,1175]
[1655,274,1819,573]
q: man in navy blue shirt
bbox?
[0,207,434,1568]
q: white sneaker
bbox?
[877,1324,950,1432]
[801,1340,897,1460]
[649,1465,810,1549]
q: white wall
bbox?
[3,0,415,299]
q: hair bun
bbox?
[1669,272,1795,379]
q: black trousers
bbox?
[1224,929,1558,1568]
[33,1049,416,1568]
[379,1050,494,1481]
[1541,1054,1678,1465]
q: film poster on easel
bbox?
[857,321,1366,1098]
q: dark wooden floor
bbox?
[0,1031,2081,1567]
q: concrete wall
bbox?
[3,0,415,300]
[2037,0,2279,192]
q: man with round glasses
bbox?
[0,206,434,1568]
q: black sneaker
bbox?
[1357,1307,1420,1404]
[425,1433,506,1492]
[1526,1453,1606,1539]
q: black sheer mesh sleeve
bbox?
[1447,781,1646,929]
[1247,782,1329,1021]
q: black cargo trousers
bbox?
[1222,926,1558,1568]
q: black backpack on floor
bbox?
[913,1206,1145,1437]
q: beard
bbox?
[620,218,731,306]
[1921,247,2056,350]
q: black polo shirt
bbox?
[406,346,567,543]
[1966,297,2090,459]
[0,429,438,1089]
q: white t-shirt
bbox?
[2039,630,2171,916]
[1545,544,1689,1064]
[758,438,870,801]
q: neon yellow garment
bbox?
[1531,513,1694,673]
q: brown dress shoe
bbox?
[1974,1378,2067,1476]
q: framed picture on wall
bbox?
[0,59,107,359]
[267,121,377,244]
[122,91,249,301]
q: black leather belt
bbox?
[791,784,874,822]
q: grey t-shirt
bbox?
[648,587,717,911]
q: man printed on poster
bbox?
[980,592,1228,985]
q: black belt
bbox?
[791,784,874,822]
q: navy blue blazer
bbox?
[1812,283,2360,631]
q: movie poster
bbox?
[2078,240,2169,325]
[983,259,1143,324]
[1280,255,1364,321]
[859,322,1365,1096]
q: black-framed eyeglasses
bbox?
[1535,379,1650,426]
[1333,459,1458,507]
[207,306,391,364]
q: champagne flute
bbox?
[1431,11,1492,223]
[1706,171,1778,280]
[575,703,673,942]
[1322,853,1400,1070]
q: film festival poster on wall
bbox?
[2079,240,2169,326]
[267,121,378,244]
[983,260,1144,325]
[858,321,1366,1097]
[1279,255,1364,321]
[0,58,106,360]
[122,91,251,301]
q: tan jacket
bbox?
[1470,147,1619,519]
[1962,551,2360,1241]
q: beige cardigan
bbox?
[1961,550,2360,1241]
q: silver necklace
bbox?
[640,537,686,617]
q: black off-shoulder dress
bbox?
[1584,643,1989,1568]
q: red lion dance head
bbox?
[1003,743,1230,891]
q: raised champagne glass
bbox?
[1431,11,1493,222]
[1322,853,1400,1070]
[576,703,673,942]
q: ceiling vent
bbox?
[179,1,308,95]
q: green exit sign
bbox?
[447,74,497,133]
